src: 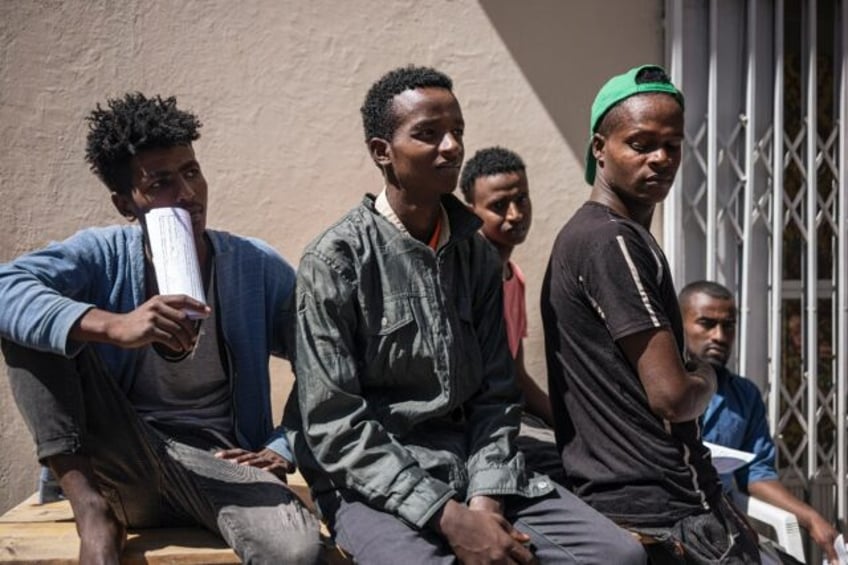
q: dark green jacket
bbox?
[286,194,551,529]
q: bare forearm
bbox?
[748,480,820,529]
[749,480,841,561]
[622,329,717,423]
[669,359,717,422]
[515,348,554,426]
[69,308,119,344]
[69,295,206,351]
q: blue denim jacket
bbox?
[0,225,295,459]
[286,194,552,529]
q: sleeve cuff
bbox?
[264,428,294,464]
[394,475,456,529]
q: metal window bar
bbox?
[804,0,818,484]
[838,0,847,527]
[769,0,785,445]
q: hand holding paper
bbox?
[145,207,208,319]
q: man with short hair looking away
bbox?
[680,280,843,564]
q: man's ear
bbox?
[368,138,392,168]
[591,132,606,163]
[111,192,137,222]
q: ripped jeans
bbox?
[2,340,321,565]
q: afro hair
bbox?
[85,93,202,194]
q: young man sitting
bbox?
[460,146,561,483]
[0,93,321,564]
[541,65,759,563]
[285,66,644,564]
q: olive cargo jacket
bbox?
[285,194,551,529]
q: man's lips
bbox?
[646,175,674,185]
[505,225,528,238]
[704,345,728,357]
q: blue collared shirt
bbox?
[702,366,779,492]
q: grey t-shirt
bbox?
[129,271,233,438]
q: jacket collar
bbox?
[362,192,481,246]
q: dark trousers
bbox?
[317,483,648,564]
[630,493,762,564]
[2,340,321,565]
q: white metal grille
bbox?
[664,0,847,559]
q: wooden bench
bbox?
[0,472,349,564]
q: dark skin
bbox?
[56,145,291,564]
[369,87,536,565]
[591,94,716,423]
[469,170,553,426]
[681,292,842,563]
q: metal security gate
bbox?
[663,0,847,560]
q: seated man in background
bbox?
[0,93,320,564]
[286,65,644,564]
[680,280,843,564]
[460,146,562,483]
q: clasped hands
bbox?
[433,495,538,565]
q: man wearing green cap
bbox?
[541,65,760,562]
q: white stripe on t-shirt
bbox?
[615,235,660,327]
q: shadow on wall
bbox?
[479,0,665,167]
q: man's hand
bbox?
[432,499,537,565]
[214,447,295,481]
[72,295,210,351]
[807,513,840,564]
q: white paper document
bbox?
[145,207,207,318]
[829,533,848,565]
[703,441,756,474]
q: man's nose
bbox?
[440,133,462,158]
[176,177,196,202]
[710,325,729,343]
[506,202,523,222]
[650,147,672,166]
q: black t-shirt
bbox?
[541,201,720,528]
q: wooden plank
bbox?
[0,494,72,524]
[0,521,238,564]
[0,471,345,564]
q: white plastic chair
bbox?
[733,492,805,563]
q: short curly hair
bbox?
[85,93,202,194]
[459,146,526,203]
[360,65,453,142]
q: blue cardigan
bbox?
[0,225,295,459]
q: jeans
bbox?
[2,339,322,565]
[317,483,647,564]
[630,493,761,564]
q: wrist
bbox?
[468,495,503,514]
[71,308,115,344]
[430,499,460,537]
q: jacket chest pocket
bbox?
[365,296,421,385]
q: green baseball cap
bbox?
[584,64,684,185]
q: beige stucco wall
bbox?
[0,0,663,513]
